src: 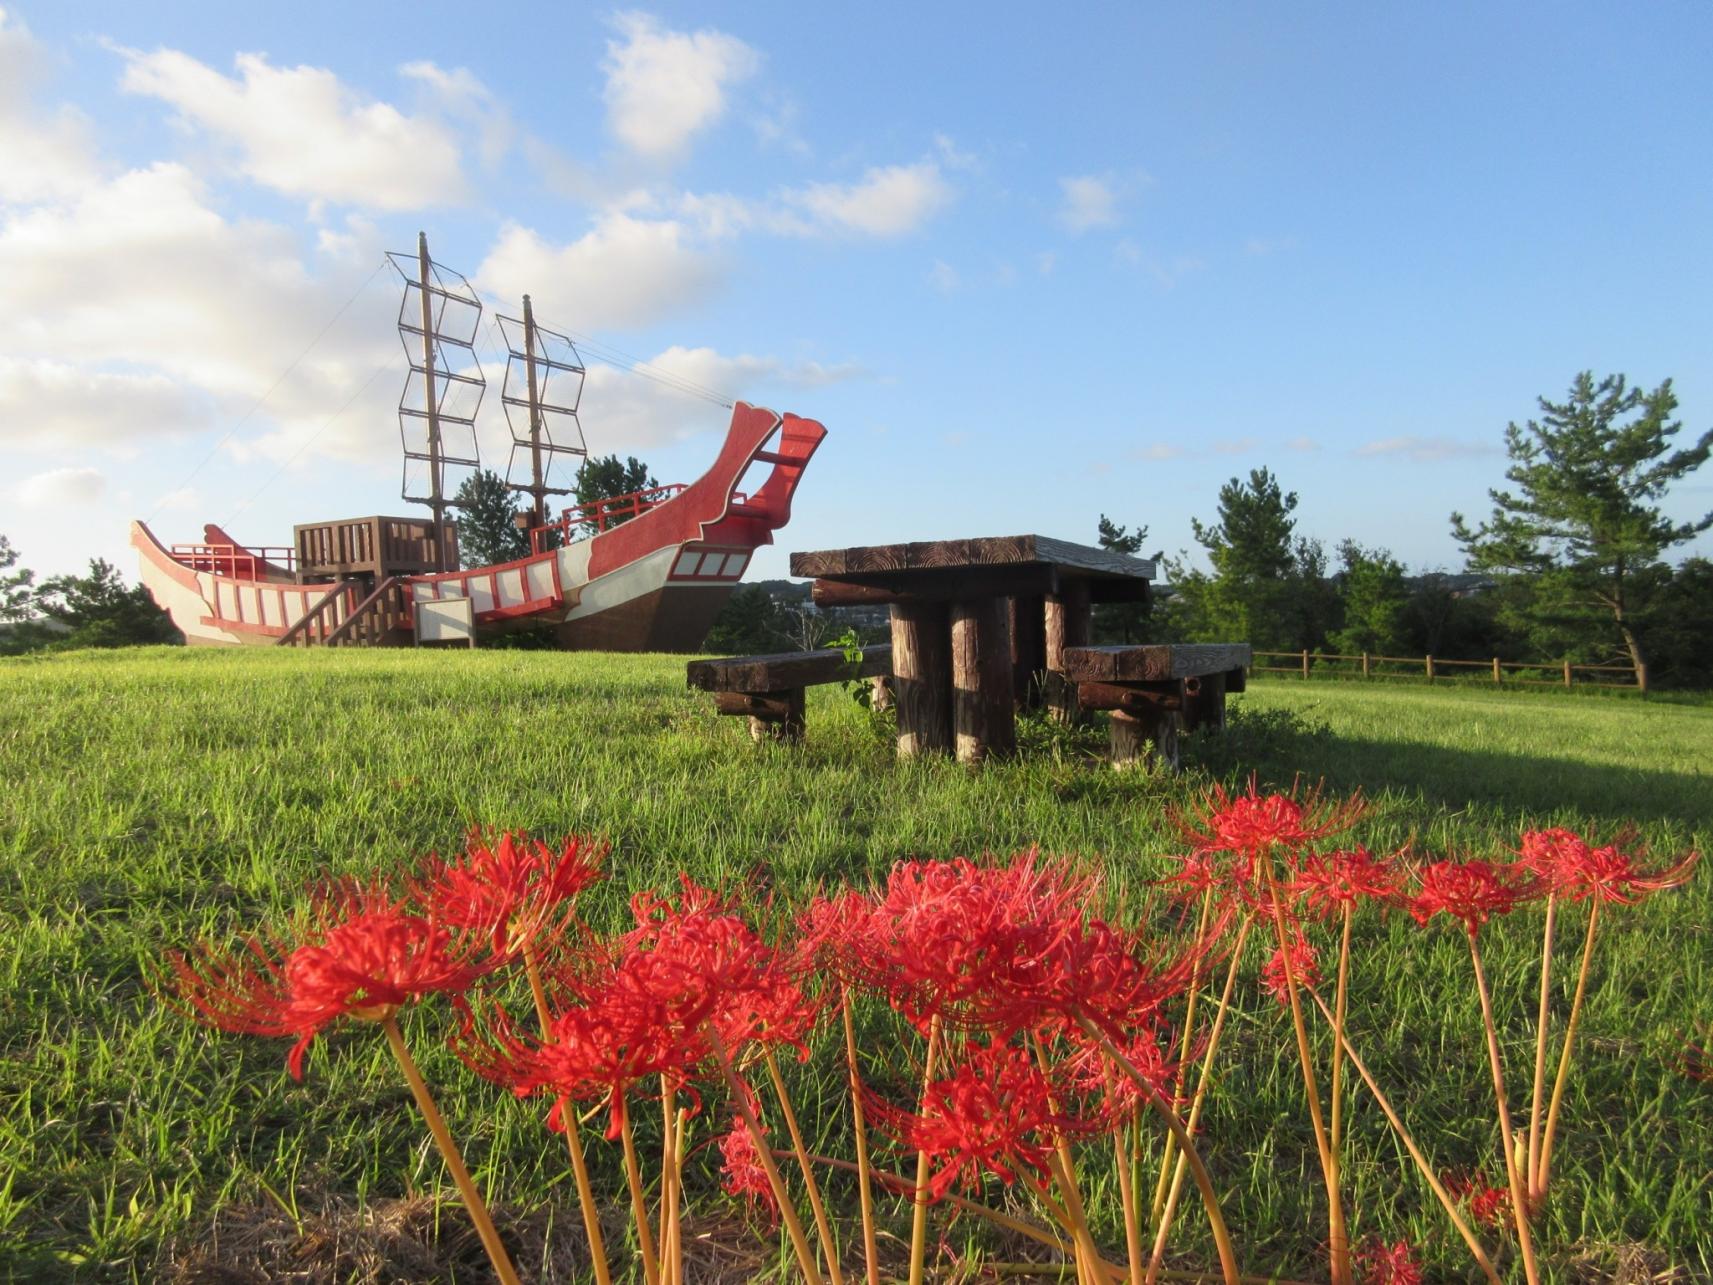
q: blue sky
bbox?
[3,1,1710,582]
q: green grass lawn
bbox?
[0,648,1708,1282]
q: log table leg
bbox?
[1044,579,1091,725]
[1111,707,1181,773]
[891,601,952,758]
[1009,594,1046,709]
[1189,672,1226,732]
[952,597,1015,764]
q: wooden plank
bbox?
[1062,643,1253,684]
[686,643,891,693]
[891,601,951,758]
[810,565,1060,605]
[791,534,1155,583]
[952,597,1015,764]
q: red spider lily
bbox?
[453,957,711,1140]
[1355,1237,1423,1285]
[819,851,1193,1040]
[719,1112,780,1225]
[627,876,821,1059]
[1515,827,1592,889]
[1062,1019,1181,1117]
[413,830,606,958]
[867,1039,1087,1201]
[1408,859,1541,936]
[1174,780,1365,859]
[1562,843,1697,905]
[166,881,490,1079]
[1262,932,1320,1005]
[1292,846,1401,920]
[1442,1170,1510,1228]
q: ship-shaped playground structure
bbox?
[132,235,826,651]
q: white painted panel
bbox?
[527,560,555,598]
[673,549,701,576]
[721,553,748,577]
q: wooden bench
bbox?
[686,644,893,742]
[1062,643,1251,771]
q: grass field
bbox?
[1,647,1709,1282]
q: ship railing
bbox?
[172,542,297,578]
[528,483,690,553]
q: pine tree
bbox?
[1329,541,1408,656]
[33,559,181,648]
[0,536,34,624]
[574,455,659,532]
[1450,372,1712,690]
[453,469,530,569]
[1173,468,1301,649]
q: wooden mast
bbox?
[417,231,447,572]
[522,293,547,530]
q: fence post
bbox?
[1492,656,1501,685]
[1301,649,1310,680]
[1563,659,1572,689]
[1361,652,1370,678]
[1426,654,1435,682]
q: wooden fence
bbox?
[1250,650,1641,691]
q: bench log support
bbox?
[688,644,891,746]
[1065,645,1253,773]
[713,689,806,742]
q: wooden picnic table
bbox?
[789,534,1155,763]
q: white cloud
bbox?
[476,215,723,333]
[17,466,106,507]
[117,47,468,209]
[928,260,959,293]
[399,60,514,168]
[579,345,855,450]
[933,133,978,171]
[1036,251,1057,276]
[1284,435,1321,453]
[602,12,759,161]
[1212,437,1260,455]
[671,158,954,241]
[0,9,102,203]
[0,358,219,450]
[783,161,952,237]
[0,161,405,465]
[1355,435,1500,462]
[1059,174,1119,233]
[1130,443,1187,461]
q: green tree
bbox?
[1172,468,1300,648]
[453,469,530,569]
[0,536,34,623]
[1329,541,1409,656]
[1093,514,1155,643]
[1450,372,1712,690]
[574,455,659,533]
[33,559,181,649]
[703,583,790,653]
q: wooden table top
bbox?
[790,534,1155,597]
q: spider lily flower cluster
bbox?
[162,803,1697,1285]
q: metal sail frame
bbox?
[497,294,588,530]
[387,233,486,570]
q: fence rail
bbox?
[1250,650,1641,691]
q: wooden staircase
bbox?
[277,576,413,647]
